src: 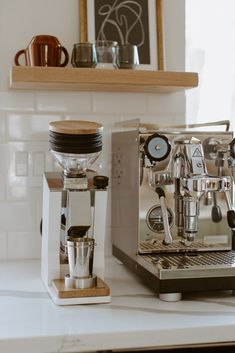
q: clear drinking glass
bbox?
[95,40,118,69]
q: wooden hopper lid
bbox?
[49,120,103,135]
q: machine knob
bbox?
[144,134,171,162]
[230,138,235,159]
[212,204,222,223]
[211,192,222,223]
[93,175,109,189]
[227,210,235,228]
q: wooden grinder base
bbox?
[52,277,110,299]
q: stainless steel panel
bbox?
[112,127,235,294]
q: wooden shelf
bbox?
[9,66,198,93]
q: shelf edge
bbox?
[9,66,199,93]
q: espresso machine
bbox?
[41,120,110,305]
[112,120,235,301]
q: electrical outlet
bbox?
[112,152,126,186]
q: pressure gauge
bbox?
[230,138,235,159]
[144,133,171,162]
[146,205,173,233]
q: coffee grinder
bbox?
[41,120,110,305]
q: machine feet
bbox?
[159,292,182,302]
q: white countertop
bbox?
[1,257,235,353]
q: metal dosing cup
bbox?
[65,237,97,289]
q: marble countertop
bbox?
[1,257,235,353]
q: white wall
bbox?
[186,0,235,129]
[0,0,186,259]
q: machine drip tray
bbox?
[52,277,110,299]
[141,250,235,280]
[139,240,230,254]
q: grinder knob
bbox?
[93,175,109,189]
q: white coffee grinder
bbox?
[41,120,110,305]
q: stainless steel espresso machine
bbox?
[41,120,110,305]
[112,120,235,301]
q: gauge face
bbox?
[146,205,173,233]
[144,134,171,162]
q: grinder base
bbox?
[47,277,110,305]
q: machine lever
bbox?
[155,187,173,245]
[211,192,222,223]
[227,210,235,229]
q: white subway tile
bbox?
[64,113,118,126]
[36,92,92,113]
[0,232,7,260]
[92,92,147,114]
[0,144,9,171]
[0,173,6,201]
[0,112,6,142]
[7,231,41,259]
[0,91,35,111]
[7,114,63,141]
[162,114,186,126]
[146,92,186,115]
[120,114,185,128]
[15,151,29,176]
[32,152,45,176]
[6,186,42,202]
[0,202,36,231]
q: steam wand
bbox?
[155,187,173,245]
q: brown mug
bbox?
[14,35,69,67]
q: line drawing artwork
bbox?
[96,0,145,46]
[94,0,150,64]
